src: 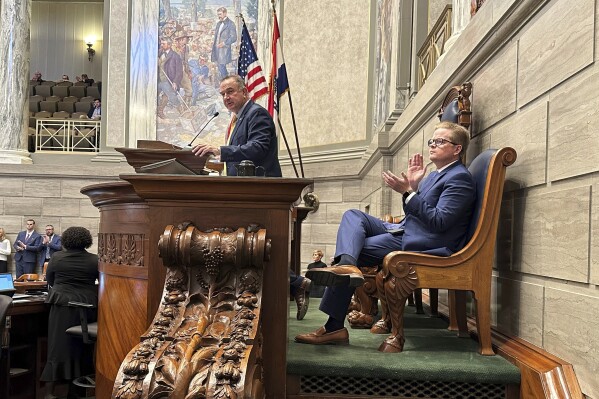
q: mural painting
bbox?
[157,0,260,148]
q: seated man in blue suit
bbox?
[295,121,476,345]
[191,74,282,177]
[14,219,43,278]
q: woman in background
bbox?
[40,227,98,399]
[0,228,11,273]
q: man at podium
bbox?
[191,75,282,177]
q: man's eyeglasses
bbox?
[427,138,458,147]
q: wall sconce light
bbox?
[86,41,96,62]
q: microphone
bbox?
[188,112,219,147]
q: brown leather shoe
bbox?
[294,278,311,320]
[295,326,349,345]
[306,265,364,288]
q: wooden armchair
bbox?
[375,147,516,355]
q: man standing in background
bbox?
[14,219,42,278]
[39,225,62,269]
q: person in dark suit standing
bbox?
[295,122,476,345]
[13,219,42,278]
[211,7,237,80]
[191,75,282,177]
[39,225,62,269]
[41,226,99,399]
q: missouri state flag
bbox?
[267,13,289,116]
[237,21,268,101]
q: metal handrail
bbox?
[34,118,100,152]
[416,5,453,90]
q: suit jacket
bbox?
[13,231,42,263]
[211,17,237,64]
[400,161,475,255]
[39,234,62,267]
[87,106,101,119]
[160,50,183,88]
[46,249,99,306]
[221,101,282,177]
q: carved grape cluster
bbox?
[203,246,223,278]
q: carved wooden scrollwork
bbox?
[98,233,145,266]
[113,223,271,399]
[376,260,418,353]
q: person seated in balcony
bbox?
[76,74,94,85]
[86,99,101,120]
[295,122,476,346]
[31,71,44,83]
[60,74,70,82]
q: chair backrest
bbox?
[35,111,53,119]
[462,147,517,252]
[34,85,52,98]
[52,85,69,99]
[58,101,75,113]
[0,295,12,326]
[69,86,86,98]
[53,111,71,119]
[86,86,101,99]
[438,82,472,130]
[79,96,95,103]
[63,96,79,103]
[72,112,89,119]
[75,101,92,113]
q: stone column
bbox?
[442,0,471,55]
[0,0,33,164]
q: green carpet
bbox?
[287,299,520,385]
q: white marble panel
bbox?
[0,0,30,152]
[326,203,360,225]
[471,43,517,132]
[3,198,43,216]
[128,0,158,145]
[544,287,599,398]
[548,68,599,182]
[23,179,62,198]
[489,99,547,188]
[517,0,594,107]
[42,199,81,217]
[0,178,23,197]
[104,0,130,148]
[494,277,544,347]
[513,186,589,282]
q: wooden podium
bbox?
[82,174,311,399]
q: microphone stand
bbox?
[188,112,219,147]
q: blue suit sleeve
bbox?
[404,171,475,233]
[27,235,43,252]
[49,236,62,251]
[220,107,276,163]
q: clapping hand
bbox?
[382,170,411,194]
[407,153,428,191]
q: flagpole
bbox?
[270,2,305,178]
[277,116,299,178]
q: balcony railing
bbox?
[417,5,452,90]
[34,118,100,152]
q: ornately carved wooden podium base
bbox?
[82,175,311,399]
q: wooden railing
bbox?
[417,5,452,90]
[34,118,100,152]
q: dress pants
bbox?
[16,261,36,278]
[323,209,404,321]
[289,270,305,297]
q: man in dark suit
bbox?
[13,219,43,278]
[191,75,282,177]
[295,122,476,345]
[39,225,62,268]
[158,37,184,117]
[211,7,237,80]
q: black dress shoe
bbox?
[306,265,364,287]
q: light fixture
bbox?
[86,40,96,62]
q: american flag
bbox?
[238,22,268,101]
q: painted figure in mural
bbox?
[158,37,184,118]
[189,56,211,105]
[174,30,193,106]
[211,7,237,81]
